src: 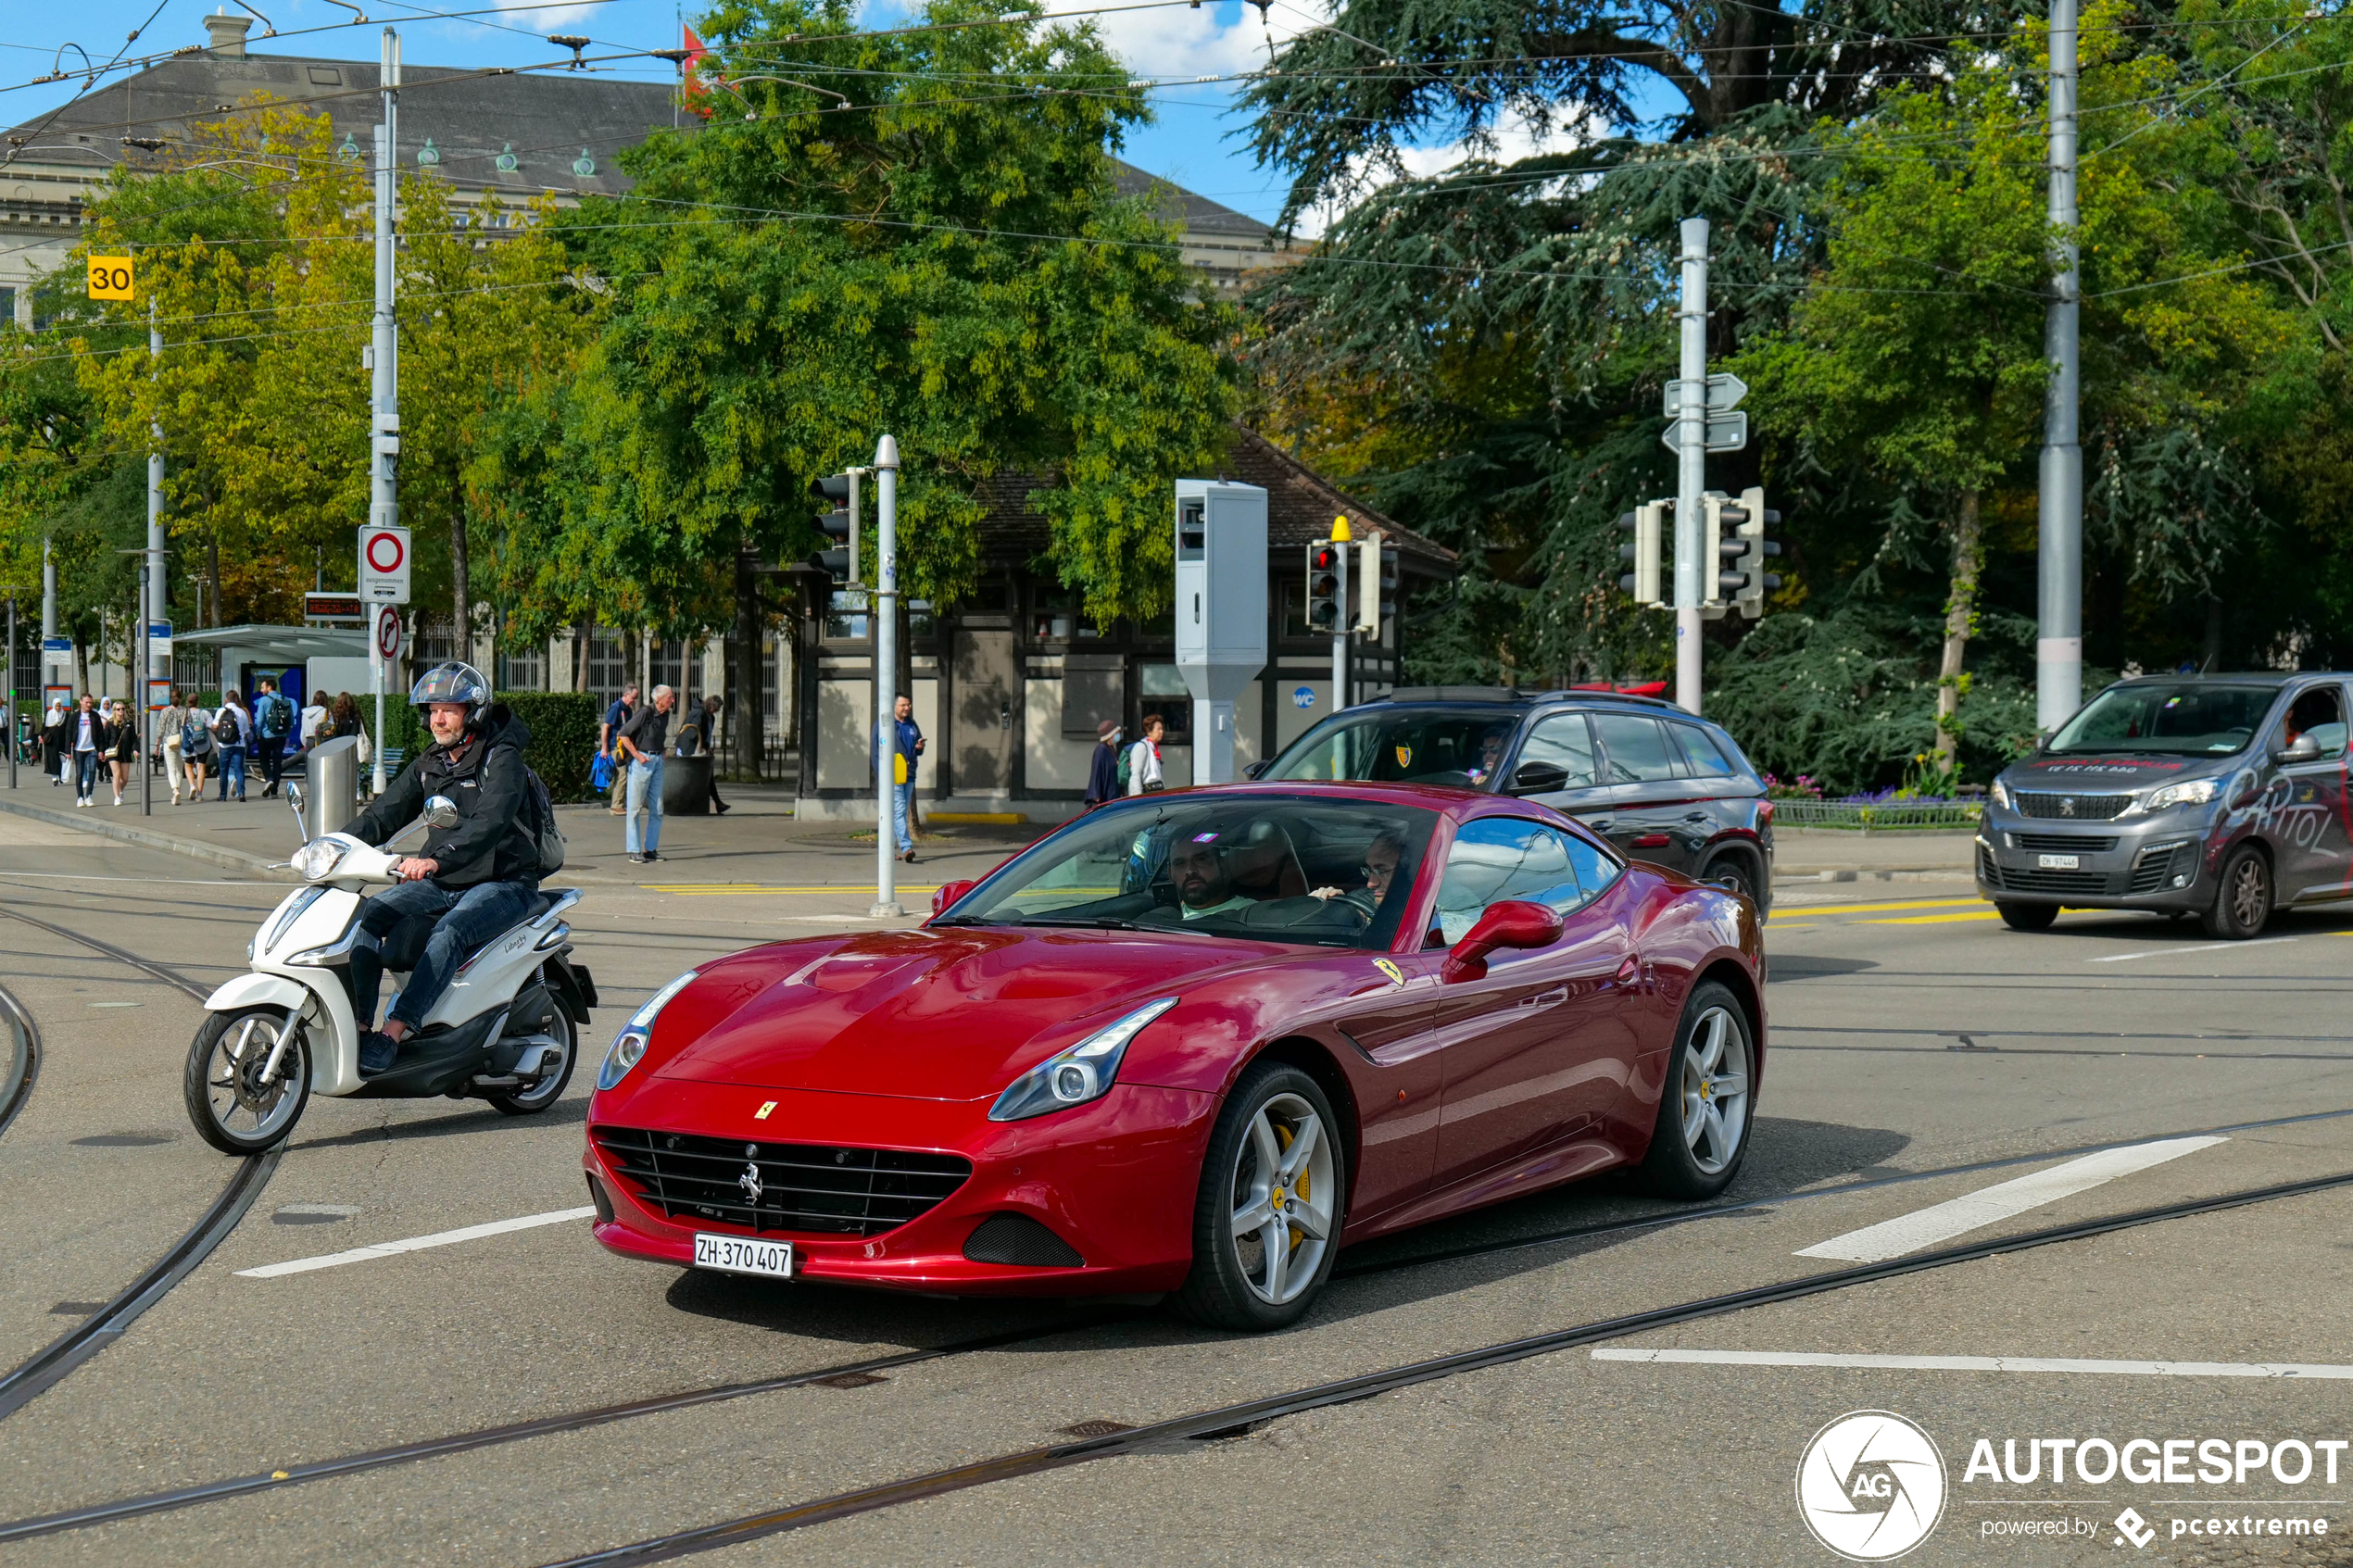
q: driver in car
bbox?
[338,663,542,1073]
[1149,833,1256,922]
[1311,829,1405,913]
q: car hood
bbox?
[649,925,1290,1100]
[2005,753,2230,790]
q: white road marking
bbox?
[2089,937,2296,963]
[1594,1348,2353,1379]
[1792,1135,2227,1262]
[235,1206,596,1278]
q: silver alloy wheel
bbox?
[2229,854,2268,931]
[203,1011,304,1144]
[1226,1091,1335,1306]
[501,1012,573,1110]
[1679,1006,1750,1176]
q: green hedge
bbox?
[381,691,600,802]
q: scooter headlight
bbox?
[292,838,347,881]
[596,969,698,1092]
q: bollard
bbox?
[308,734,360,840]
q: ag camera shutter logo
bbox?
[1795,1411,1948,1561]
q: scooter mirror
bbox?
[422,794,461,831]
[285,781,308,843]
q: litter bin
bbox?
[662,751,711,816]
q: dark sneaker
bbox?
[359,1031,399,1074]
[642,850,661,862]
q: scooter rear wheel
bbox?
[488,1005,576,1116]
[184,1005,311,1154]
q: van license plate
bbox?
[694,1234,793,1279]
[2037,854,2079,870]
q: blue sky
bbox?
[1,0,1314,223]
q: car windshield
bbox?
[937,795,1441,949]
[1263,710,1519,789]
[2045,684,2275,757]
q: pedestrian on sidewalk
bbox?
[700,695,729,814]
[1125,714,1165,796]
[215,692,251,801]
[618,684,674,864]
[70,694,102,806]
[104,698,139,806]
[875,694,924,863]
[159,690,190,804]
[299,688,327,749]
[179,696,214,801]
[43,698,67,786]
[253,677,295,798]
[602,684,638,815]
[1084,721,1124,809]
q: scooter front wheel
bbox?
[184,1005,311,1155]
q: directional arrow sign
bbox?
[1663,373,1749,417]
[1660,410,1748,455]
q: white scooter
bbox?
[182,784,598,1154]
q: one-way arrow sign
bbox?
[1663,372,1748,417]
[1660,410,1748,454]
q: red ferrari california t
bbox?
[583,783,1764,1330]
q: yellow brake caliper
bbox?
[1275,1122,1304,1255]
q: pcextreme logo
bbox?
[1796,1411,1949,1562]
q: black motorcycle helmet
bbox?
[409,661,493,734]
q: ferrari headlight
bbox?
[292,838,347,881]
[2143,777,2218,812]
[988,997,1178,1123]
[596,969,698,1092]
[1989,778,2012,811]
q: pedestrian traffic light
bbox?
[1723,484,1783,619]
[1353,530,1391,634]
[810,473,859,585]
[1305,540,1342,631]
[1617,501,1666,607]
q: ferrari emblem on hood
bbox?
[1375,959,1405,986]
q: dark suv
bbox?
[1252,687,1776,910]
[1980,671,2352,938]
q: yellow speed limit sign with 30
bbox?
[86,255,134,300]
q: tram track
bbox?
[0,905,281,1423]
[0,981,36,1141]
[6,1098,2352,1546]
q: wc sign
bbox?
[359,525,410,603]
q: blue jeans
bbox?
[74,750,100,799]
[892,782,914,854]
[219,745,246,798]
[625,757,663,853]
[348,877,538,1033]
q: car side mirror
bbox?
[1243,759,1273,780]
[2274,734,2322,763]
[1506,760,1569,797]
[1441,898,1565,984]
[422,794,461,831]
[931,880,977,918]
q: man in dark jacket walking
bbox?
[338,662,541,1073]
[253,676,296,798]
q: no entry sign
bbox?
[359,525,411,603]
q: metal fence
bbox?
[1773,799,1982,832]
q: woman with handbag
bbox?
[105,699,141,807]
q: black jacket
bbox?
[340,707,539,887]
[1084,740,1120,805]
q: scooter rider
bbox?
[338,663,541,1074]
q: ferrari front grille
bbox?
[593,1126,970,1238]
[2013,792,2132,821]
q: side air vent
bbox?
[963,1212,1085,1268]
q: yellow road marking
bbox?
[1859,910,2006,925]
[644,884,944,896]
[1770,897,1987,919]
[1768,923,1818,932]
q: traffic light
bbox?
[1353,530,1393,634]
[1305,540,1342,632]
[809,473,859,585]
[1617,501,1666,607]
[1723,484,1783,619]
[1703,492,1743,607]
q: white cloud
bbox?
[1291,107,1592,239]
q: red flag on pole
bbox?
[681,25,711,117]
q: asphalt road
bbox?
[1,818,2349,1568]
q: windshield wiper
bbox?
[926,914,1001,928]
[1018,915,1145,930]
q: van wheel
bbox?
[2203,846,2271,939]
[1700,848,1768,918]
[1995,901,2057,932]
